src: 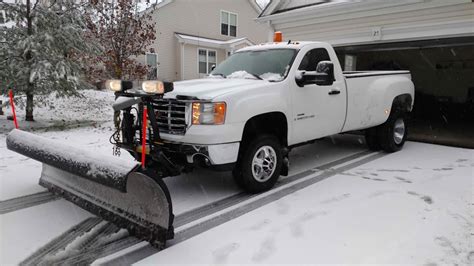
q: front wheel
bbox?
[233,135,283,193]
[378,110,407,152]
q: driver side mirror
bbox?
[295,61,335,87]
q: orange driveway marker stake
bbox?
[8,89,19,129]
[141,106,147,169]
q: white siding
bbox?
[141,0,270,81]
[263,0,474,46]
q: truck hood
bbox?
[165,78,268,100]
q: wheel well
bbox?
[241,112,288,148]
[392,94,413,112]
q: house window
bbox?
[146,53,158,80]
[221,11,237,37]
[198,49,216,74]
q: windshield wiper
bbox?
[210,73,226,78]
[247,72,263,80]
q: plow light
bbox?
[142,81,165,94]
[106,80,123,92]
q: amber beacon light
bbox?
[273,31,283,42]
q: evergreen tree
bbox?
[0,0,99,121]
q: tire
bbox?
[378,108,407,152]
[233,135,283,193]
[364,127,381,151]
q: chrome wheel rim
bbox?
[251,146,277,182]
[393,118,405,145]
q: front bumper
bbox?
[159,141,240,166]
[160,122,245,145]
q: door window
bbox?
[298,48,331,71]
[198,49,217,74]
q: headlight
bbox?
[142,80,165,94]
[106,80,122,92]
[192,102,226,125]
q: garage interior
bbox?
[336,37,474,148]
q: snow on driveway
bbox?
[167,134,367,215]
[0,200,93,264]
[138,142,473,265]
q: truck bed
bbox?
[343,70,410,79]
[341,70,413,132]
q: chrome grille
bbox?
[151,99,187,135]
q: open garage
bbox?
[336,37,474,147]
[258,0,474,147]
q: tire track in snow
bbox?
[100,150,380,265]
[171,152,386,244]
[19,150,374,265]
[20,217,103,265]
[88,223,123,248]
[0,191,58,214]
[20,218,139,265]
[52,236,141,265]
[175,150,373,228]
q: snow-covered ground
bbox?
[1,200,94,263]
[137,142,473,265]
[1,89,472,265]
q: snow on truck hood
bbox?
[164,78,269,100]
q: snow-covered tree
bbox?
[0,0,99,121]
[83,0,157,82]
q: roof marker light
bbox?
[273,31,282,42]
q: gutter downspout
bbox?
[180,42,185,80]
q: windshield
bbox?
[210,49,297,82]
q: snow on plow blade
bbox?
[6,129,174,248]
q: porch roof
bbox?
[175,33,255,50]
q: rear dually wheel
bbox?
[378,109,407,152]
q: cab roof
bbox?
[237,41,326,52]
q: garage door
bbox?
[336,37,474,148]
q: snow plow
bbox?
[6,80,179,248]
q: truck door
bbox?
[291,48,347,144]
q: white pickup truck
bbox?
[116,41,415,192]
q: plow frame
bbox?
[111,89,183,178]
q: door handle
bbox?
[328,90,340,95]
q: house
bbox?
[138,0,271,81]
[257,0,474,147]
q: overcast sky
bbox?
[256,0,271,9]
